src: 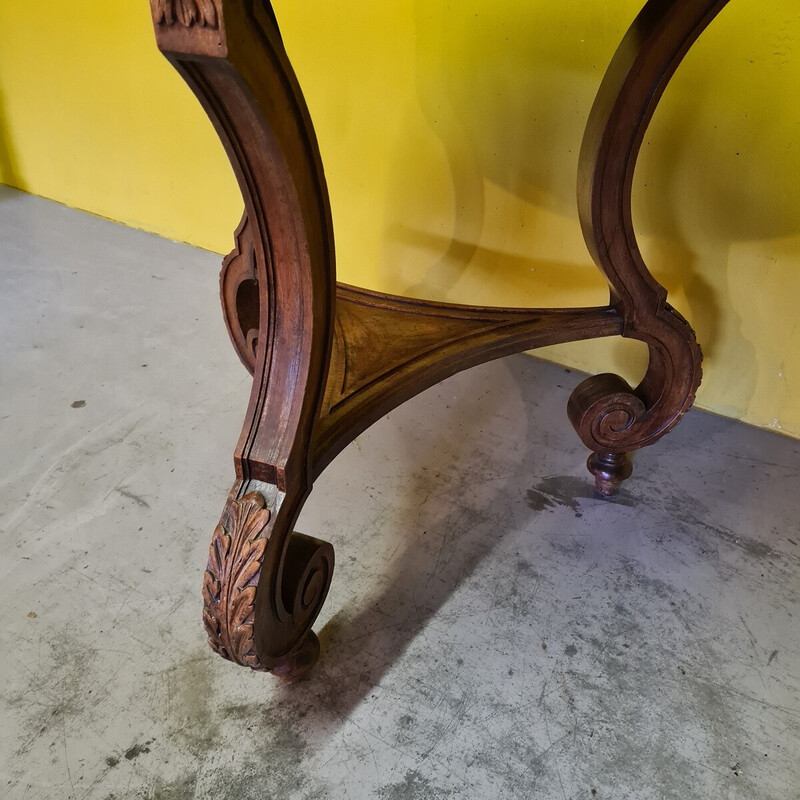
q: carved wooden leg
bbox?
[151,3,339,679]
[566,0,726,494]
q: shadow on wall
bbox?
[385,1,800,409]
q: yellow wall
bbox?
[1,1,799,436]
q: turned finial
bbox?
[587,451,633,497]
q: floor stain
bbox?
[378,770,453,799]
[124,739,153,760]
[164,654,216,755]
[527,475,634,517]
[117,487,151,508]
[149,774,198,800]
[667,496,792,563]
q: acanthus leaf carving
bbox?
[202,491,271,670]
[151,0,219,29]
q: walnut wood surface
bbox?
[149,0,724,677]
[314,288,622,475]
[153,0,336,678]
[221,277,624,476]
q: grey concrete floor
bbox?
[1,185,799,800]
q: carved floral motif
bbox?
[202,492,271,669]
[151,0,219,29]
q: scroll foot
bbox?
[588,450,632,497]
[202,488,334,681]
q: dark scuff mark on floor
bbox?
[124,739,153,760]
[117,487,151,508]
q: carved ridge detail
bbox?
[151,0,219,29]
[202,491,271,670]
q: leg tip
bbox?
[269,631,321,684]
[593,475,619,498]
[588,451,632,498]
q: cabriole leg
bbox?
[568,0,725,492]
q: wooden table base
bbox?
[149,0,720,681]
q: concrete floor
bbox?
[1,185,799,800]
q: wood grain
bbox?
[313,287,623,475]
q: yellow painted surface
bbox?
[1,1,799,435]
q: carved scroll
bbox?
[200,485,335,681]
[257,522,335,682]
[202,492,270,669]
